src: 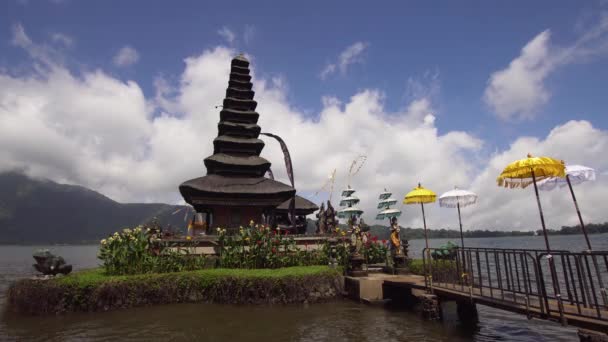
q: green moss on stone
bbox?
[8,266,344,315]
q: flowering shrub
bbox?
[217,221,327,268]
[98,221,390,274]
[98,226,205,275]
[218,222,388,269]
[363,234,389,264]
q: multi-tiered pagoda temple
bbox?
[179,54,296,231]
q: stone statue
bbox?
[349,217,363,256]
[32,249,72,276]
[325,201,338,233]
[389,217,402,256]
[388,216,407,273]
[359,217,369,232]
[401,238,410,258]
[315,202,326,234]
[346,216,368,277]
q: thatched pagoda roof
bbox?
[179,54,295,208]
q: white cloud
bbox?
[217,26,236,44]
[466,120,608,231]
[11,23,58,66]
[113,46,140,67]
[484,14,608,121]
[243,25,255,45]
[319,64,336,80]
[2,25,608,231]
[320,41,368,80]
[51,32,73,47]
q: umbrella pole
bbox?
[420,202,432,292]
[533,170,565,321]
[457,202,465,249]
[532,170,552,252]
[421,203,429,249]
[567,176,607,304]
[457,201,467,281]
[566,175,592,250]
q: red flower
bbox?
[382,239,387,244]
[272,247,277,253]
[372,236,378,242]
[257,240,262,245]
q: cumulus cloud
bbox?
[217,26,236,44]
[113,46,140,67]
[484,14,608,121]
[320,41,368,79]
[2,25,607,231]
[466,120,608,232]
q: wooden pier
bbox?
[348,247,608,339]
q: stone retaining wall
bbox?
[7,269,344,315]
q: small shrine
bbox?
[274,195,319,234]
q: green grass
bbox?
[408,259,424,275]
[407,258,458,276]
[55,266,340,288]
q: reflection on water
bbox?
[2,234,605,341]
[1,301,578,342]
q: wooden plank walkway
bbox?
[383,275,608,334]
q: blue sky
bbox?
[1,0,608,230]
[3,0,607,150]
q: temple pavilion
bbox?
[179,54,306,233]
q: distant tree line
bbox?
[368,226,534,240]
[307,219,608,241]
[541,222,608,236]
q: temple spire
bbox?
[204,54,270,177]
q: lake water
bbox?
[2,234,606,341]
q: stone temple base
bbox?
[392,254,408,274]
[348,254,368,277]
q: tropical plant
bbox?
[362,233,389,264]
[98,226,206,275]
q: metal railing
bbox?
[422,247,608,325]
[537,251,608,322]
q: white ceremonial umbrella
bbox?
[338,207,364,219]
[339,196,360,207]
[378,190,392,200]
[538,165,596,250]
[377,198,398,209]
[376,208,402,220]
[341,187,356,197]
[438,187,478,249]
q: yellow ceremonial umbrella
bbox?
[497,154,565,252]
[404,183,436,250]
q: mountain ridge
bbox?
[0,171,187,244]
